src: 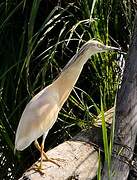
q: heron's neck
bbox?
[53,51,91,108]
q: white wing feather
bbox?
[15,84,59,151]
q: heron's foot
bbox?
[28,163,45,175]
[43,155,60,167]
[33,163,45,175]
[49,157,65,162]
[43,151,66,166]
[34,140,64,167]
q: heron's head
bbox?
[83,40,120,54]
[63,40,121,70]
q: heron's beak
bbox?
[104,45,127,55]
[104,45,121,51]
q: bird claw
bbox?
[50,157,65,162]
[29,163,45,175]
[43,157,60,167]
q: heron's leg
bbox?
[41,133,48,160]
[33,140,44,172]
[34,139,47,168]
[34,139,47,158]
[41,134,60,167]
[34,140,41,151]
[34,138,60,167]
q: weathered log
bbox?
[18,103,116,180]
[19,126,104,180]
[102,12,137,180]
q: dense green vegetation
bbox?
[0,0,134,179]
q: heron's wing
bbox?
[15,86,59,151]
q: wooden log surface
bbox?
[18,101,137,180]
[19,126,104,180]
[102,12,137,180]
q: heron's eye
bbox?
[97,44,102,48]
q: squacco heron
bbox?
[15,40,119,170]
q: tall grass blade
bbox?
[101,94,110,179]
